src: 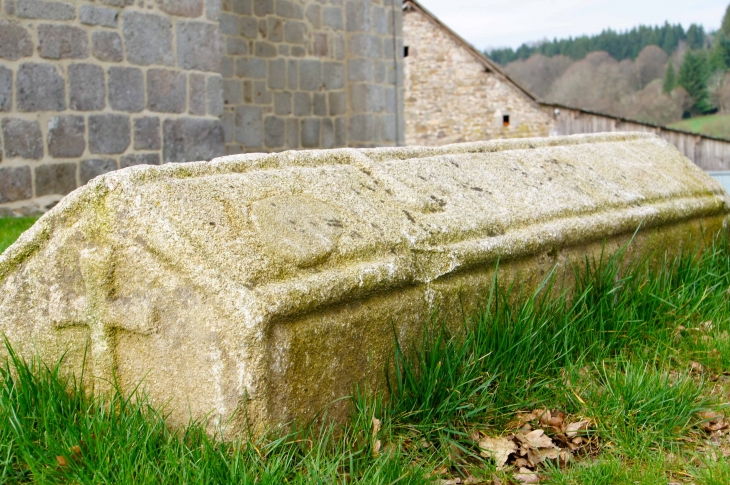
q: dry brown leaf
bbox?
[462,475,481,484]
[558,450,572,464]
[698,411,729,432]
[691,361,706,375]
[372,439,381,457]
[371,417,381,438]
[564,420,590,438]
[517,430,560,465]
[514,467,540,483]
[56,455,67,467]
[70,445,82,456]
[521,429,558,450]
[517,410,540,423]
[701,321,715,332]
[478,436,517,468]
[538,410,552,426]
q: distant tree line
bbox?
[488,22,705,65]
[499,4,730,123]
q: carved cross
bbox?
[53,246,157,388]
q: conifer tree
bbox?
[678,50,712,113]
[686,24,706,49]
[711,31,730,71]
[663,61,676,93]
[722,4,730,37]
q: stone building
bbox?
[0,0,404,216]
[402,0,553,146]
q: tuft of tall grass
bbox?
[0,343,434,484]
[386,235,729,447]
[579,359,709,454]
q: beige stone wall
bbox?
[402,6,553,146]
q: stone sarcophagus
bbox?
[1,133,728,433]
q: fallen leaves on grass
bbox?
[476,411,593,474]
[515,430,561,465]
[478,436,516,468]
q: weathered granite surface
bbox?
[0,133,728,434]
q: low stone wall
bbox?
[0,133,727,432]
[0,0,226,216]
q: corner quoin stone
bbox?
[0,134,727,436]
[177,22,222,72]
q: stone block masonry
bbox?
[402,1,553,146]
[0,0,405,217]
[219,0,405,154]
[0,0,227,216]
[0,133,727,434]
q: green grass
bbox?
[0,221,729,483]
[0,217,38,254]
[668,114,730,140]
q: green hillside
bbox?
[668,114,730,140]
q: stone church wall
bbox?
[219,0,404,154]
[402,4,553,146]
[0,0,226,216]
[0,0,405,216]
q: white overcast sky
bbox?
[416,0,729,51]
